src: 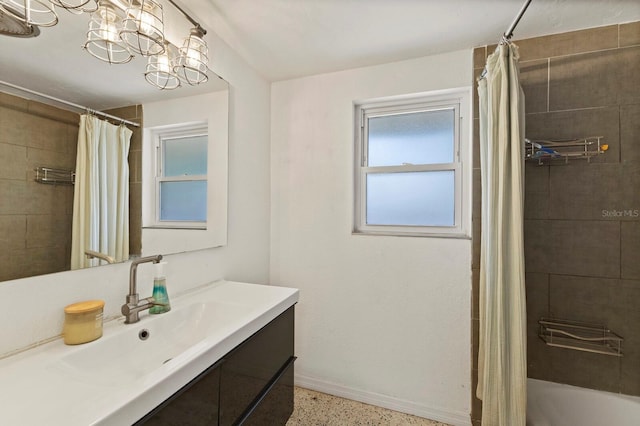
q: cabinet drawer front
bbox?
[135,361,222,426]
[240,356,295,426]
[220,307,294,426]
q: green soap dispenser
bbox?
[150,261,171,314]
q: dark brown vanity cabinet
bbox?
[136,306,295,426]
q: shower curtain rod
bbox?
[0,80,140,128]
[503,0,533,42]
[479,0,533,79]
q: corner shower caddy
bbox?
[525,136,607,165]
[538,318,623,357]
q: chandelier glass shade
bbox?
[84,1,133,64]
[145,41,181,89]
[120,0,164,56]
[2,0,209,90]
[173,26,208,85]
[0,0,58,26]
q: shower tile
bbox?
[24,114,70,153]
[0,107,29,146]
[130,182,142,256]
[524,163,549,220]
[528,331,552,382]
[473,118,480,169]
[621,104,640,164]
[620,164,640,219]
[523,219,550,274]
[26,179,71,216]
[549,347,621,393]
[129,149,142,183]
[0,215,26,250]
[130,126,143,153]
[620,21,640,47]
[0,247,27,281]
[0,180,27,215]
[0,246,67,281]
[28,246,69,277]
[526,273,549,323]
[473,67,483,119]
[27,146,76,172]
[549,50,617,110]
[472,168,481,220]
[27,101,78,125]
[621,222,640,280]
[525,107,620,164]
[473,47,487,69]
[472,217,481,270]
[472,318,479,370]
[105,105,141,121]
[548,163,624,221]
[472,159,481,272]
[524,192,549,220]
[526,273,551,381]
[26,215,71,249]
[0,92,28,112]
[471,368,482,421]
[520,59,548,113]
[471,268,479,320]
[621,348,640,395]
[530,221,620,278]
[620,284,640,394]
[617,47,640,106]
[0,143,26,180]
[549,47,640,110]
[547,274,623,390]
[549,275,618,324]
[514,25,618,62]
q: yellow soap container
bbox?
[63,300,105,345]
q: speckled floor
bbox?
[286,387,452,426]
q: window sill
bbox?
[351,229,471,240]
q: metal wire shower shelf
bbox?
[539,318,623,357]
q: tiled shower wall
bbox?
[0,93,142,281]
[471,21,640,424]
[0,93,78,280]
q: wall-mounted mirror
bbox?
[0,1,229,281]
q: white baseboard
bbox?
[294,373,471,426]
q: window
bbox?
[354,90,470,237]
[151,124,208,229]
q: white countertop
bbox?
[0,280,298,426]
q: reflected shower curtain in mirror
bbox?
[476,42,527,426]
[71,114,132,269]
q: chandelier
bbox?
[0,0,209,90]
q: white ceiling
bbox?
[1,0,639,110]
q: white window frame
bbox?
[149,123,208,229]
[353,89,471,238]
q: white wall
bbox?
[270,50,473,425]
[0,34,272,357]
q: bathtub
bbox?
[527,378,640,426]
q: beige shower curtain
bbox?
[71,114,132,269]
[476,42,527,426]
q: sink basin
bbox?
[0,280,298,426]
[52,300,253,387]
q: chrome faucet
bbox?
[121,254,163,324]
[85,250,116,265]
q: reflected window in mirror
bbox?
[142,90,229,255]
[150,124,208,229]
